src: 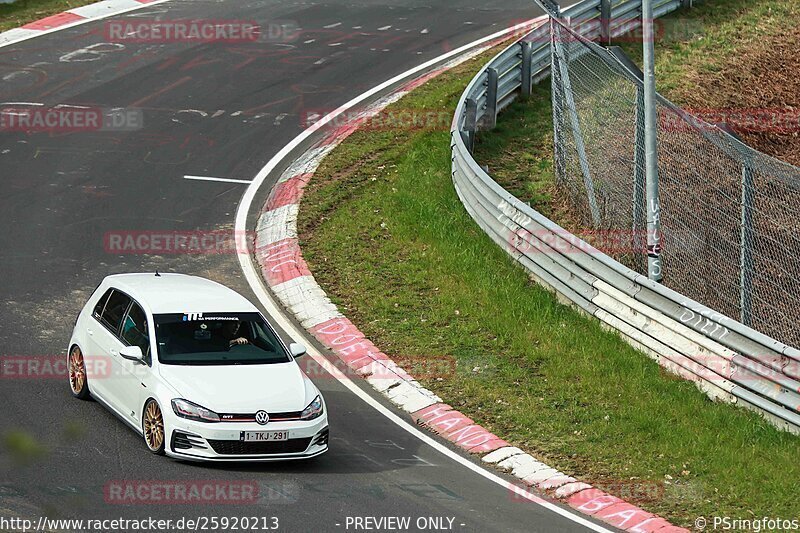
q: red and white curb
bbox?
[0,0,166,48]
[252,45,688,533]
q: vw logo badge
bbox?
[255,410,269,425]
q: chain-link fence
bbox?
[549,17,800,349]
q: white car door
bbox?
[91,289,133,418]
[118,301,153,426]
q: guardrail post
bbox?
[740,161,755,326]
[600,0,612,45]
[486,67,499,129]
[551,21,601,226]
[521,41,533,99]
[464,97,478,153]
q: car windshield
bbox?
[153,312,291,365]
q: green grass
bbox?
[0,0,98,32]
[297,43,800,525]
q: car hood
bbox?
[158,362,309,413]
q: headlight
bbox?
[300,395,323,420]
[171,399,220,422]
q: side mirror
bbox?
[120,345,145,363]
[289,343,307,358]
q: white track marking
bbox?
[0,0,174,49]
[234,17,613,533]
[184,175,252,184]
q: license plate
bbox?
[241,431,289,442]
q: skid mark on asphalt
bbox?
[129,75,192,107]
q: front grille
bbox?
[207,438,312,455]
[219,411,303,422]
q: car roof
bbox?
[103,273,259,314]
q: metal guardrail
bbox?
[450,0,800,433]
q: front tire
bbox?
[143,399,166,455]
[68,345,90,400]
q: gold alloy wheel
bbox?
[68,346,86,395]
[143,400,165,452]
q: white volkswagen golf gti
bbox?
[66,273,328,461]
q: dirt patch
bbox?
[674,23,800,166]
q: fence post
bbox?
[486,67,499,129]
[550,21,566,187]
[740,161,755,326]
[600,0,612,45]
[633,86,646,263]
[642,0,663,282]
[551,21,601,225]
[464,97,478,153]
[521,41,533,99]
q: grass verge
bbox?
[0,0,98,32]
[297,39,800,529]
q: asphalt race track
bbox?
[0,1,610,531]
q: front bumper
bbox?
[163,413,329,462]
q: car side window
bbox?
[100,290,131,335]
[122,302,151,362]
[92,289,114,319]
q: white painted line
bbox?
[234,16,612,533]
[0,0,174,50]
[184,175,252,184]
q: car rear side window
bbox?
[100,290,131,335]
[93,289,113,319]
[122,303,151,359]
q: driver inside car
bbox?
[221,320,250,347]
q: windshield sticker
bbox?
[182,313,239,321]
